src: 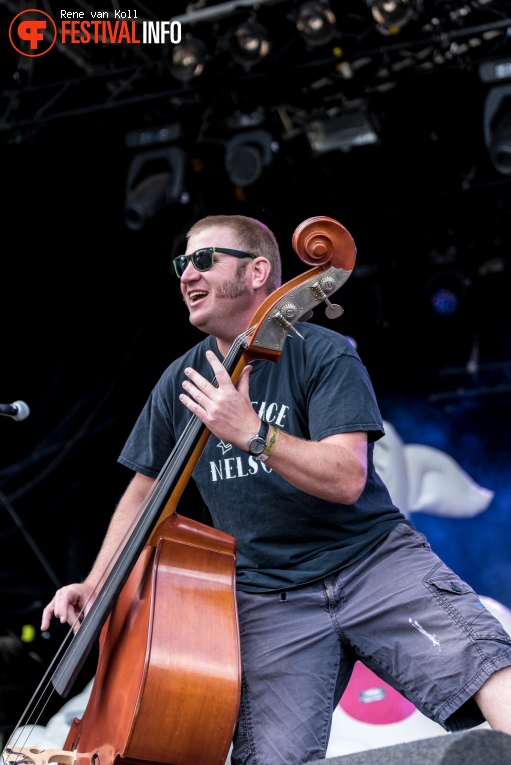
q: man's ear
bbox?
[249,257,272,291]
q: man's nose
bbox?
[180,259,199,282]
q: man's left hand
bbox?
[179,349,261,450]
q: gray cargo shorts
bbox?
[232,523,511,765]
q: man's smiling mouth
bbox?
[188,290,208,304]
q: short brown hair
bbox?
[186,215,282,294]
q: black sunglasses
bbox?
[173,246,256,278]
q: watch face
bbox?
[249,436,266,455]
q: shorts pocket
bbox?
[428,575,474,597]
[425,569,490,631]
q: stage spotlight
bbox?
[483,85,511,175]
[305,106,379,154]
[296,2,337,47]
[430,287,459,317]
[427,271,466,317]
[230,21,270,68]
[369,0,417,35]
[225,130,274,187]
[170,37,207,82]
[124,147,186,231]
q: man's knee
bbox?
[474,664,511,734]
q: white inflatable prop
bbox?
[374,420,494,519]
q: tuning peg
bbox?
[325,301,344,320]
[310,279,344,320]
[272,308,305,340]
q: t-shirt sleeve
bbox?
[306,353,385,444]
[118,382,176,477]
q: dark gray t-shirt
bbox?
[118,323,409,591]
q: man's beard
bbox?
[216,261,250,299]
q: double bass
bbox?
[5,216,356,765]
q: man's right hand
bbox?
[41,581,95,633]
[40,473,155,635]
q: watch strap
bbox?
[258,419,270,442]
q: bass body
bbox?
[64,513,239,765]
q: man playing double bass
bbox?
[43,215,511,765]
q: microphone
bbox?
[0,400,30,421]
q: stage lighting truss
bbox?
[295,1,337,48]
[230,20,271,68]
[2,0,511,136]
[369,0,420,35]
[170,37,208,82]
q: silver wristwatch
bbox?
[247,419,269,458]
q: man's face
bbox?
[180,224,254,340]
